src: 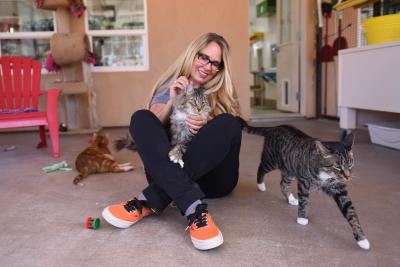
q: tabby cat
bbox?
[237,117,370,250]
[168,85,211,167]
[114,85,211,168]
[74,132,134,185]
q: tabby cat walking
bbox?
[74,132,134,185]
[237,117,370,250]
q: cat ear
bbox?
[340,129,354,150]
[315,140,329,155]
[316,141,336,164]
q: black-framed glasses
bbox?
[196,52,224,71]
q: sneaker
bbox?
[186,203,223,250]
[102,198,154,229]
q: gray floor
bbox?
[0,119,399,267]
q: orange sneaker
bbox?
[186,203,223,250]
[102,198,154,229]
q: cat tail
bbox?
[113,134,137,152]
[73,174,85,185]
[235,116,268,136]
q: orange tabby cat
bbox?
[73,132,134,185]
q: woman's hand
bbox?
[169,76,189,101]
[186,114,208,134]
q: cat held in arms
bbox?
[73,132,134,185]
[237,117,370,250]
[114,85,211,168]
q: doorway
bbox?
[249,0,301,119]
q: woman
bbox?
[102,33,242,250]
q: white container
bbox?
[367,121,400,150]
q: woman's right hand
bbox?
[169,76,189,101]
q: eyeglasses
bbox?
[196,52,224,71]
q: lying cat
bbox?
[114,85,211,168]
[237,117,370,250]
[74,132,134,185]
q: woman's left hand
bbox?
[186,115,208,134]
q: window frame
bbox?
[0,4,56,74]
[84,0,149,72]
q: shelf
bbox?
[50,81,89,95]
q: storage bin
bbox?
[362,14,400,45]
[367,121,400,150]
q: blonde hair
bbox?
[146,32,240,117]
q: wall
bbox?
[59,0,250,126]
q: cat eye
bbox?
[196,52,224,71]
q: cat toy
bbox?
[85,217,101,230]
[42,160,73,173]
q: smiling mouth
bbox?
[198,69,209,78]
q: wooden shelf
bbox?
[50,81,89,95]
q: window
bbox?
[85,0,148,72]
[357,5,373,47]
[0,0,55,68]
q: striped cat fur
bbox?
[74,132,134,185]
[237,117,370,250]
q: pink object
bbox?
[69,0,86,18]
[84,51,97,65]
[45,54,61,73]
[0,56,62,157]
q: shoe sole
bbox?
[102,207,136,229]
[191,230,224,250]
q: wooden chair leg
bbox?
[37,125,47,149]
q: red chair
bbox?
[0,56,62,157]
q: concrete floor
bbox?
[0,119,399,267]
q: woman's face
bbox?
[190,41,222,88]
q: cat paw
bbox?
[119,162,133,167]
[121,165,134,171]
[288,194,299,206]
[357,239,370,250]
[297,217,309,225]
[168,150,184,168]
[177,159,184,168]
[257,183,266,191]
[119,163,134,171]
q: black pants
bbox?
[130,109,242,214]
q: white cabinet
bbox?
[338,41,400,129]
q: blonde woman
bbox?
[102,33,241,250]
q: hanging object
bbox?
[332,13,349,56]
[320,2,334,62]
[45,54,61,73]
[50,32,86,66]
[45,33,97,72]
[35,0,86,18]
[35,0,69,10]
